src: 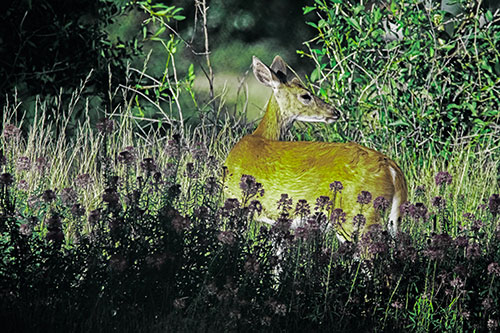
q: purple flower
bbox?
[165,139,180,159]
[17,179,29,191]
[35,157,50,173]
[146,253,168,270]
[431,196,446,209]
[488,193,500,216]
[60,187,78,206]
[19,223,32,237]
[191,141,207,162]
[294,227,310,241]
[454,236,468,248]
[315,196,332,211]
[140,158,157,173]
[373,196,390,211]
[330,181,343,193]
[400,201,413,217]
[117,148,136,165]
[466,242,481,259]
[71,204,86,218]
[88,209,101,226]
[171,213,191,233]
[217,230,236,245]
[0,173,14,187]
[223,198,240,211]
[295,199,310,216]
[277,194,293,211]
[244,256,260,275]
[487,262,500,277]
[3,124,21,140]
[42,189,57,203]
[488,319,498,330]
[412,202,428,220]
[102,188,120,207]
[449,276,465,289]
[109,254,127,272]
[45,214,63,243]
[435,171,452,187]
[391,301,403,310]
[249,200,263,214]
[357,191,372,205]
[185,162,197,178]
[239,174,264,198]
[75,173,93,188]
[353,214,366,228]
[204,176,219,196]
[16,156,31,171]
[96,118,114,134]
[330,208,346,226]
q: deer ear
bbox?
[270,55,288,79]
[289,77,303,87]
[252,56,280,88]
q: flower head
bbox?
[277,194,293,212]
[60,187,78,206]
[96,118,114,134]
[191,141,207,162]
[353,214,366,228]
[488,193,500,216]
[249,200,263,215]
[35,157,50,174]
[330,181,343,193]
[217,230,236,245]
[373,196,390,212]
[487,262,500,277]
[102,188,120,207]
[330,208,346,226]
[42,189,57,203]
[239,174,264,198]
[295,199,310,216]
[315,196,332,211]
[412,202,428,220]
[165,139,180,159]
[435,171,452,187]
[140,158,157,173]
[16,156,31,172]
[357,191,372,205]
[431,196,446,209]
[75,173,93,188]
[3,124,21,140]
[0,173,14,187]
[117,148,136,165]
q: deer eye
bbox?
[298,93,312,105]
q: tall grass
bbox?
[1,67,499,331]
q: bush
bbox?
[302,0,500,156]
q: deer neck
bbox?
[252,94,291,140]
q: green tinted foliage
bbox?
[301,0,500,158]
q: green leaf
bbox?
[173,15,186,21]
[485,10,493,22]
[389,120,409,127]
[303,6,316,15]
[346,17,362,32]
[306,21,318,29]
[311,67,320,82]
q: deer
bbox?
[224,55,407,242]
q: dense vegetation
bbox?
[1,0,499,332]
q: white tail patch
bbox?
[388,166,401,237]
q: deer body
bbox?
[224,56,407,241]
